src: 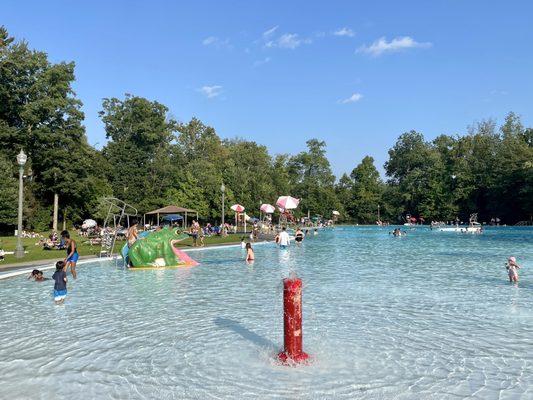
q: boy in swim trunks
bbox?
[52,261,67,304]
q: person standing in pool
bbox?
[279,227,290,249]
[61,230,78,279]
[52,261,67,304]
[245,242,255,261]
[506,256,521,283]
[295,228,304,245]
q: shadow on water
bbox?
[214,317,277,350]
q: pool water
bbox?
[0,226,532,399]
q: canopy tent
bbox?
[144,205,198,228]
[162,214,184,222]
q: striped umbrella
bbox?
[260,204,275,214]
[230,204,245,213]
[276,196,300,210]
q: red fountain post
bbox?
[278,277,310,365]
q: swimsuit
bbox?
[66,243,79,263]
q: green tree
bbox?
[0,154,17,226]
[0,26,110,226]
[100,94,177,211]
[349,156,383,223]
[288,139,340,217]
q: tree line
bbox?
[0,27,531,232]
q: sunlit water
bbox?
[0,226,532,399]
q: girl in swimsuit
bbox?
[61,230,79,279]
[245,242,255,261]
[506,256,521,283]
[127,223,139,247]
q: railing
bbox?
[99,197,138,258]
[515,221,533,226]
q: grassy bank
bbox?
[0,232,244,266]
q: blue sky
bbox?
[3,0,533,177]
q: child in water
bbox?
[506,256,521,283]
[28,269,46,281]
[52,261,67,304]
[245,242,255,261]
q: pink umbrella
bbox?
[260,204,275,214]
[276,196,300,210]
[230,204,245,213]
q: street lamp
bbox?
[14,149,27,258]
[221,183,226,227]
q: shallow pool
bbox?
[0,226,532,399]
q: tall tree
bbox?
[288,139,339,217]
[100,94,177,211]
[0,154,17,227]
[349,156,383,223]
[0,26,109,226]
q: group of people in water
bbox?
[241,226,319,263]
[24,223,525,305]
[26,230,78,304]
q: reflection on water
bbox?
[0,226,531,399]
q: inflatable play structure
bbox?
[122,227,199,268]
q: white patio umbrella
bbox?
[276,196,300,210]
[82,219,97,229]
[260,204,275,214]
[230,204,245,213]
[332,210,340,216]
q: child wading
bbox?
[506,256,521,283]
[52,261,67,304]
[245,242,255,261]
[61,230,78,279]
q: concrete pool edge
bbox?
[0,240,273,281]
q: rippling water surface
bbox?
[0,226,532,399]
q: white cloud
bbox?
[198,85,223,99]
[266,33,311,49]
[357,36,432,56]
[202,36,230,48]
[333,27,355,37]
[263,26,278,38]
[253,57,271,67]
[339,93,363,104]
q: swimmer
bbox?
[506,256,521,283]
[295,228,304,244]
[28,269,47,281]
[245,242,255,261]
[241,237,246,248]
[313,229,318,236]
